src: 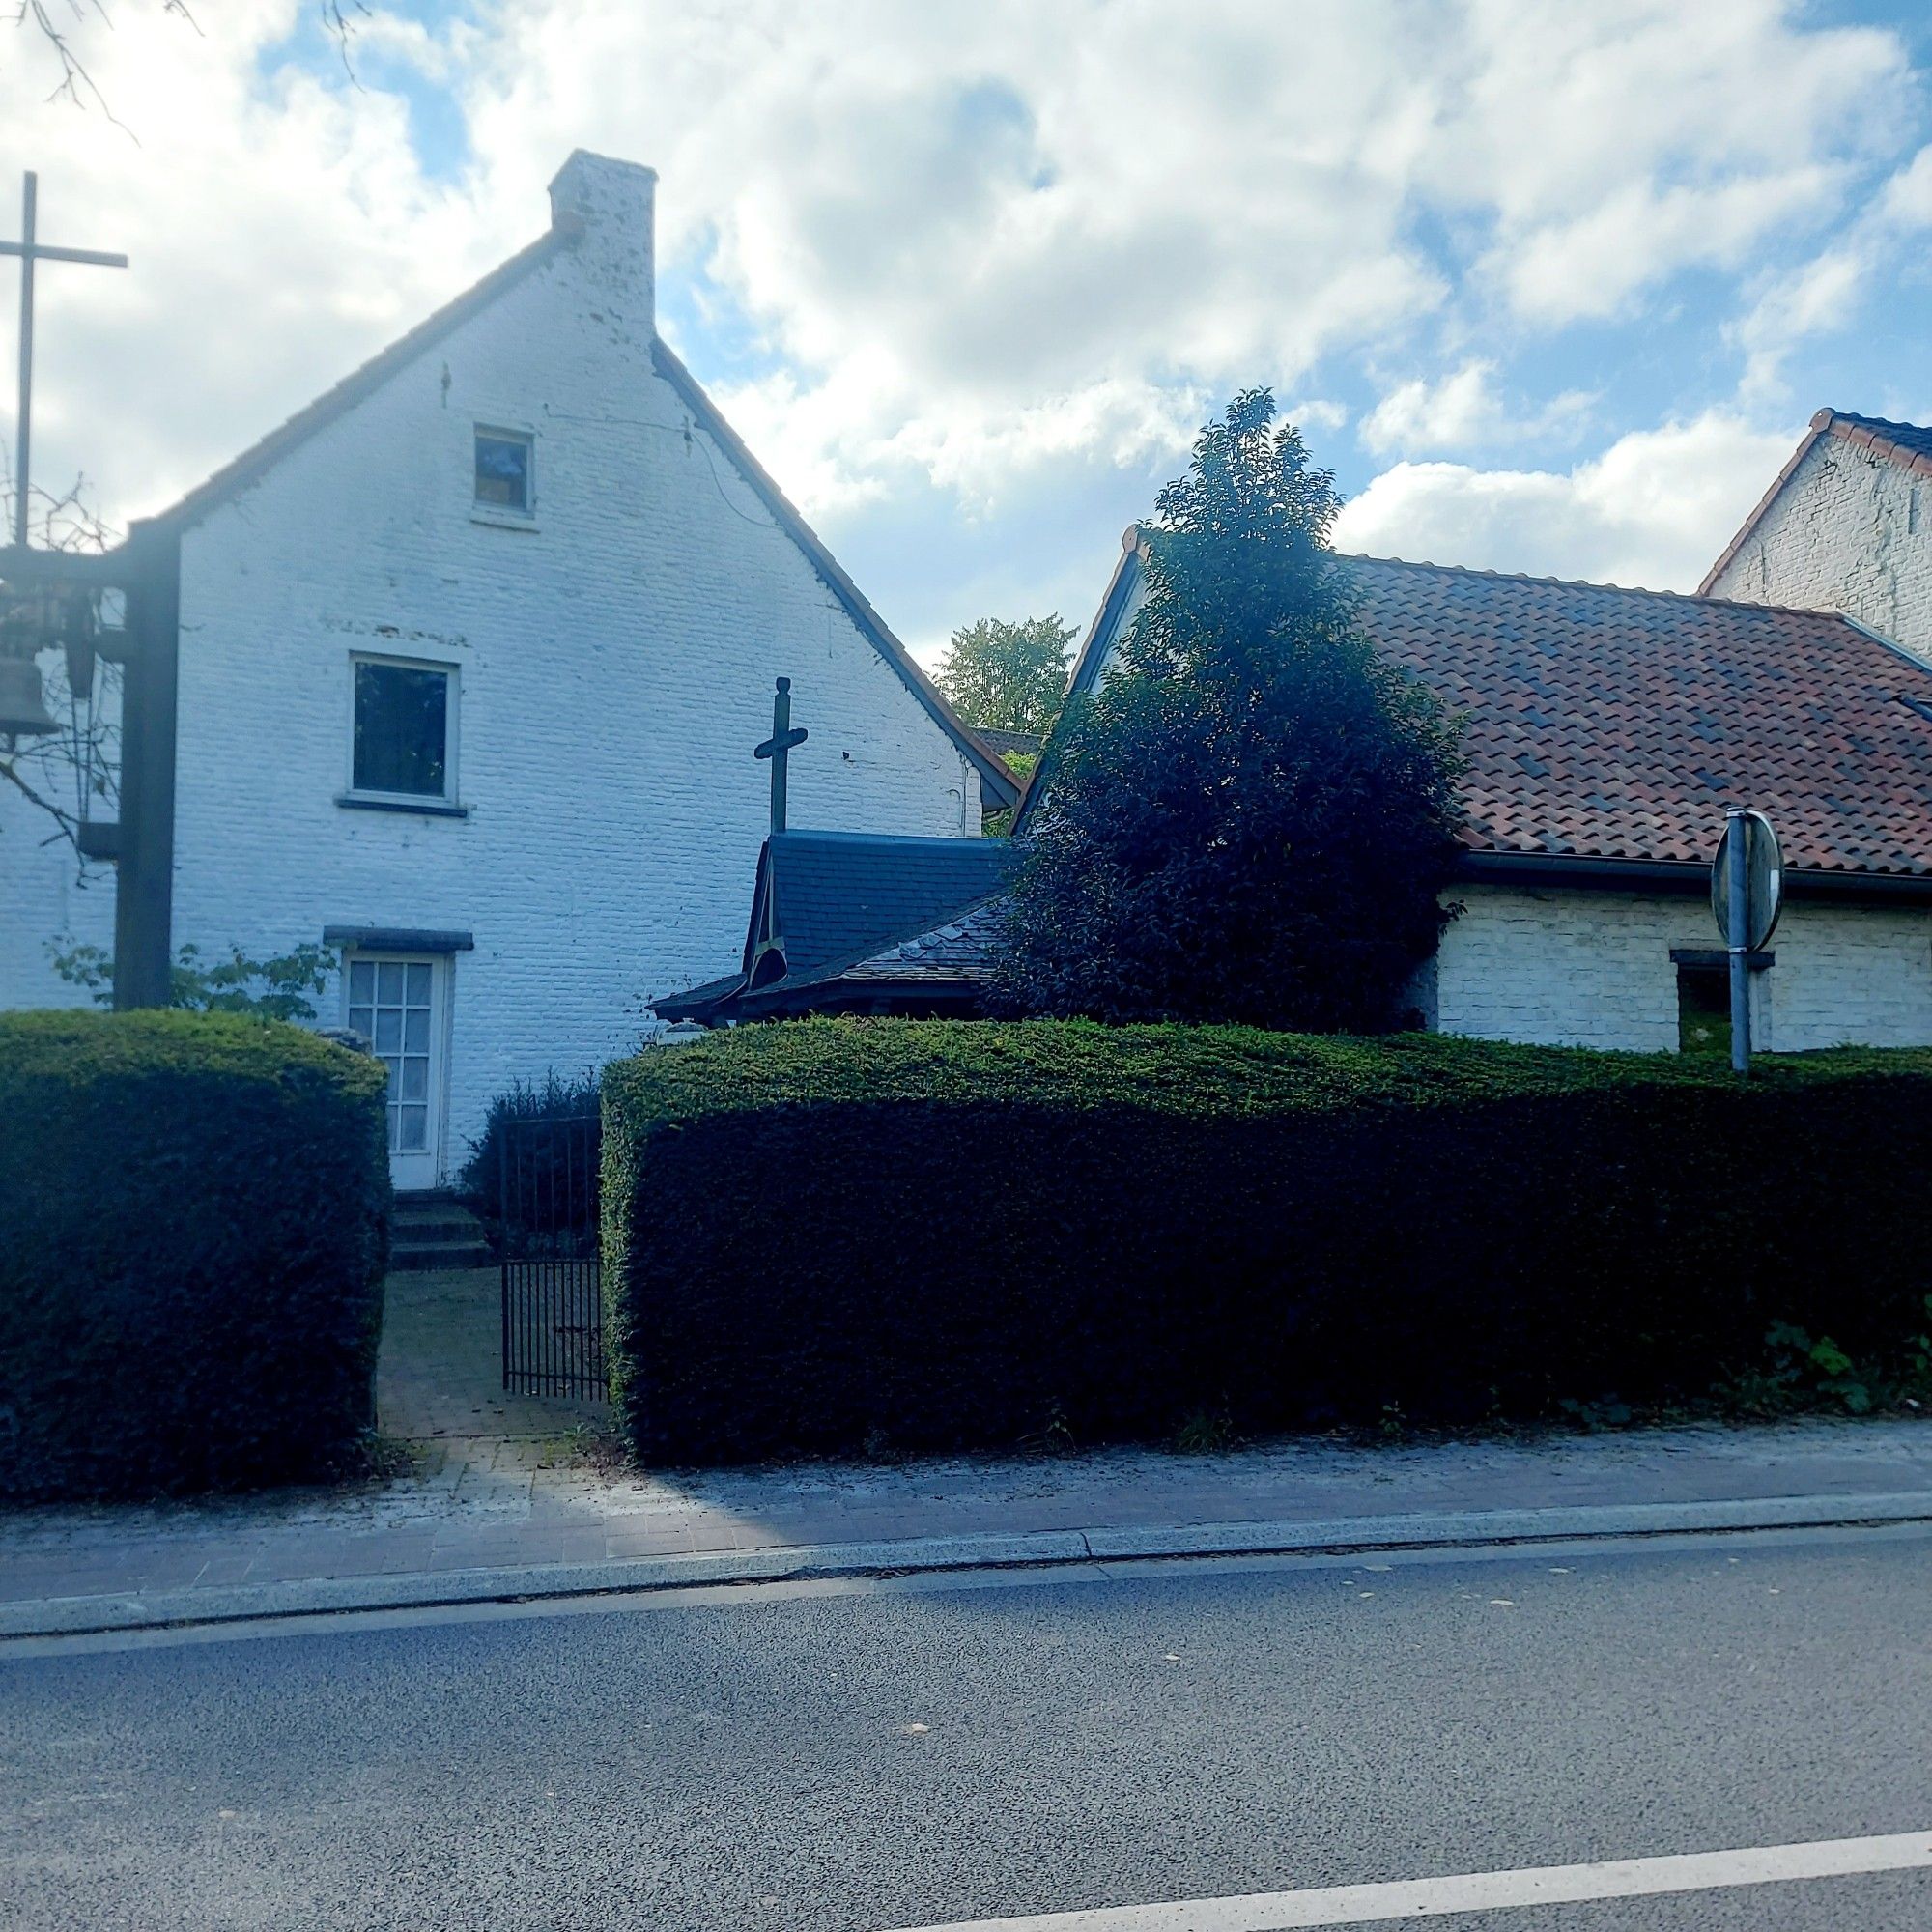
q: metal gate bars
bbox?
[498,1112,607,1399]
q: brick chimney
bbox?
[548,150,657,322]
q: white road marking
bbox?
[887,1831,1932,1931]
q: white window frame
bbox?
[472,421,537,527]
[342,950,452,1191]
[345,651,461,809]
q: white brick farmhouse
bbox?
[0,153,1015,1189]
[1701,410,1932,660]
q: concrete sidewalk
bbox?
[6,1415,1932,1637]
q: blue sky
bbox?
[5,1,1931,665]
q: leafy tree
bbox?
[993,388,1463,1032]
[49,939,335,1021]
[935,614,1078,739]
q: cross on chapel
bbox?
[754,675,808,834]
[2,172,128,550]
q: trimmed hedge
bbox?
[603,1018,1932,1463]
[0,1010,390,1499]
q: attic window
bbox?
[474,428,533,514]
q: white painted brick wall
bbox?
[1436,884,1932,1052]
[3,156,984,1181]
[1707,436,1932,660]
[0,766,114,1007]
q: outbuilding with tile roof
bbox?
[1006,514,1932,1055]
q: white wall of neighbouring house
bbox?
[0,709,117,1009]
[1422,883,1932,1053]
[152,152,981,1186]
[1707,435,1932,662]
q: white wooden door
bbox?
[344,952,446,1192]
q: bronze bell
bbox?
[0,656,59,739]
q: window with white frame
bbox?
[474,427,534,514]
[347,957,435,1152]
[350,656,457,803]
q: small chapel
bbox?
[668,409,1932,1057]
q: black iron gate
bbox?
[499,1113,607,1399]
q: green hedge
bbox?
[0,1010,391,1499]
[603,1018,1932,1463]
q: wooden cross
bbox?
[753,676,808,835]
[2,172,128,550]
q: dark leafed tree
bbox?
[992,387,1464,1033]
[935,614,1078,740]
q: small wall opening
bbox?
[1677,966,1730,1056]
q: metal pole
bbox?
[1727,806,1749,1077]
[14,172,34,551]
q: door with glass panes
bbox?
[344,952,446,1191]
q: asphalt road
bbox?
[3,1525,1929,1931]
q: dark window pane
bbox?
[354,662,448,797]
[1677,967,1730,1056]
[475,432,530,510]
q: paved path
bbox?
[377,1265,611,1445]
[5,1522,1930,1928]
[5,1397,1932,1634]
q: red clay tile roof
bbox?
[1345,554,1932,877]
[1699,407,1932,594]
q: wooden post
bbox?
[112,521,178,1009]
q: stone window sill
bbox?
[336,792,470,819]
[470,507,539,533]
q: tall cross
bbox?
[2,173,128,550]
[753,676,808,835]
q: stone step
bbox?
[392,1216,483,1244]
[389,1238,493,1273]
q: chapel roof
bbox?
[753,829,1016,980]
[651,829,1017,1020]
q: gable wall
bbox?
[1706,436,1932,660]
[155,233,978,1175]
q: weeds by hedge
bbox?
[0,1010,390,1499]
[602,1019,1932,1464]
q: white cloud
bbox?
[1333,412,1798,590]
[0,0,1919,545]
[1358,361,1595,456]
[1284,398,1350,435]
[1736,143,1932,397]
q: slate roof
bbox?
[760,830,1016,980]
[1700,407,1932,594]
[651,829,1017,1018]
[832,895,1011,986]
